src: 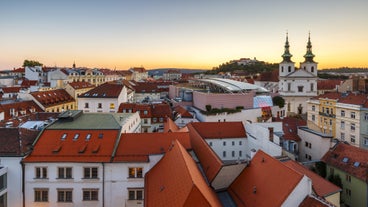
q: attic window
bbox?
[98,133,103,139]
[61,133,67,140]
[342,157,349,163]
[73,133,80,140]
[353,162,360,167]
[86,133,91,141]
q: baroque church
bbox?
[278,33,318,115]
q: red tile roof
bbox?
[20,79,38,87]
[130,67,146,73]
[173,105,193,118]
[312,92,368,106]
[68,81,95,89]
[0,128,39,156]
[187,123,222,183]
[144,140,222,207]
[1,86,22,93]
[317,79,342,90]
[13,67,25,73]
[283,160,341,197]
[321,142,368,182]
[113,132,191,162]
[118,103,172,120]
[163,118,188,132]
[190,122,246,139]
[299,196,330,207]
[256,69,279,82]
[23,129,120,162]
[229,150,304,207]
[282,117,306,141]
[31,89,75,107]
[0,100,43,121]
[79,81,127,98]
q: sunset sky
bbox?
[0,0,367,70]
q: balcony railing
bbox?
[319,112,336,118]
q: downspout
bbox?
[102,162,105,207]
[21,161,25,207]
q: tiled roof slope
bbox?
[187,123,222,183]
[256,69,279,82]
[173,105,193,118]
[79,81,128,98]
[282,117,306,141]
[283,160,341,197]
[0,128,41,156]
[299,196,330,207]
[312,92,368,106]
[1,86,22,93]
[190,122,246,138]
[228,150,304,207]
[31,89,75,107]
[23,129,120,162]
[0,100,44,121]
[118,103,172,119]
[144,140,222,207]
[317,79,342,90]
[321,142,368,182]
[113,132,191,162]
[164,118,188,133]
[68,81,95,89]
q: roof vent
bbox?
[61,133,67,140]
[98,133,103,139]
[160,186,165,192]
[262,157,265,163]
[86,133,91,141]
[253,186,257,194]
[73,133,80,140]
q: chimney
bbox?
[268,127,274,142]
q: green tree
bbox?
[23,59,43,67]
[314,162,327,178]
[272,96,285,108]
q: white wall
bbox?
[206,138,247,161]
[282,175,312,207]
[24,162,104,207]
[298,127,333,162]
[245,122,282,158]
[0,157,23,207]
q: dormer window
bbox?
[342,157,349,163]
[86,134,91,141]
[73,133,80,140]
[61,133,67,140]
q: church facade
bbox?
[278,33,318,115]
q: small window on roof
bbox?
[73,133,80,140]
[61,133,67,140]
[86,133,91,141]
[353,162,360,167]
[342,157,349,163]
[98,133,103,139]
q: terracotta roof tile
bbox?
[312,92,368,106]
[0,128,40,156]
[321,142,368,182]
[256,69,279,82]
[79,81,127,98]
[23,129,119,163]
[144,140,222,207]
[283,160,341,197]
[118,103,172,119]
[282,117,306,141]
[130,67,146,73]
[20,79,38,87]
[31,89,75,107]
[190,122,246,139]
[317,79,342,90]
[1,86,22,93]
[0,100,44,121]
[113,132,191,162]
[299,196,330,207]
[228,150,304,207]
[187,123,222,183]
[173,105,193,118]
[164,118,188,133]
[68,81,95,89]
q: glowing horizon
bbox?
[1,1,367,70]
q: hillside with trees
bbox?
[206,61,278,75]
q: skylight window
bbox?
[73,133,80,140]
[342,157,349,163]
[61,133,67,140]
[86,133,91,141]
[353,162,360,167]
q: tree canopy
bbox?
[23,59,43,67]
[206,61,278,75]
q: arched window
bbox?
[311,66,315,73]
[281,66,284,73]
[288,66,291,72]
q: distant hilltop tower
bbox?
[278,33,318,116]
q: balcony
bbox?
[319,112,336,118]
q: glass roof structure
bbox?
[199,78,269,94]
